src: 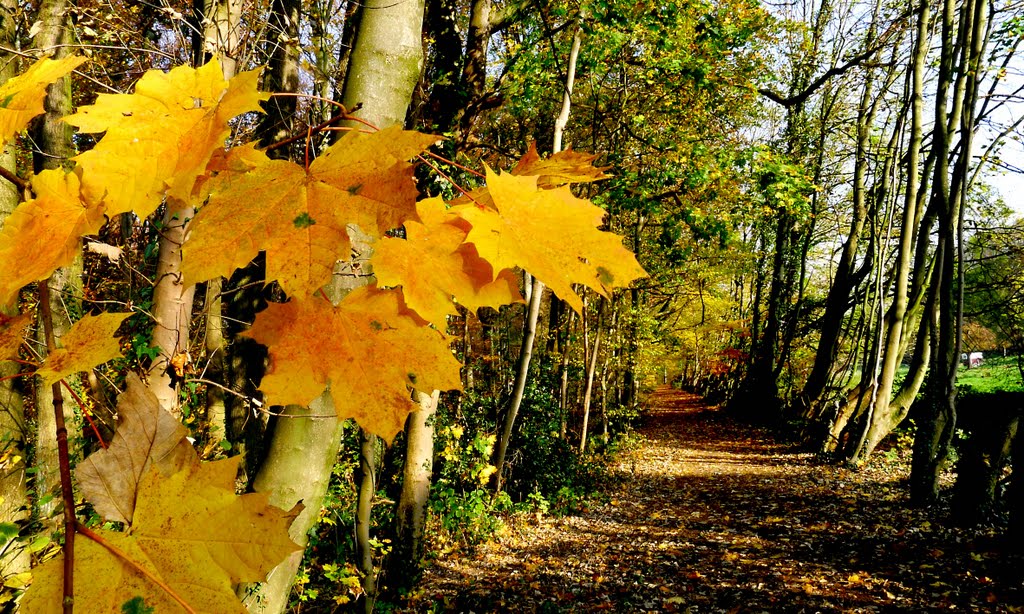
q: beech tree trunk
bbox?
[391,390,439,589]
[245,2,426,611]
[30,0,81,520]
[579,297,604,453]
[196,0,244,451]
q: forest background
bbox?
[0,0,1022,611]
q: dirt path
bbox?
[405,387,1024,612]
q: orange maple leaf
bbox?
[454,168,646,312]
[35,312,130,385]
[372,198,523,326]
[243,286,462,441]
[65,57,268,218]
[0,56,86,146]
[0,169,105,307]
[182,127,439,297]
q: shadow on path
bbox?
[407,387,1024,613]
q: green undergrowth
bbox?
[287,367,641,611]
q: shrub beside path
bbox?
[404,386,1024,612]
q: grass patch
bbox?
[957,354,1023,394]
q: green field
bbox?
[957,354,1024,394]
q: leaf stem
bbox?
[39,279,76,614]
[60,380,107,449]
[75,522,198,614]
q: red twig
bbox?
[415,154,483,204]
[39,279,76,614]
[423,149,486,179]
[76,522,198,614]
[60,380,107,449]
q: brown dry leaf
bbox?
[21,457,301,614]
[0,56,86,146]
[66,58,267,218]
[243,286,462,441]
[0,169,106,307]
[182,127,439,297]
[453,169,646,312]
[76,374,197,524]
[511,142,611,187]
[35,312,130,385]
[0,312,31,361]
[372,198,523,326]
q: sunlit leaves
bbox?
[22,457,301,614]
[35,312,130,385]
[0,313,30,360]
[182,127,439,296]
[76,375,198,524]
[65,58,268,218]
[372,198,523,326]
[243,286,463,441]
[0,56,86,146]
[454,169,646,312]
[0,169,105,307]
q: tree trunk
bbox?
[244,2,426,611]
[492,276,544,492]
[355,428,380,613]
[196,0,244,451]
[579,297,603,454]
[30,0,81,520]
[952,397,1019,525]
[493,24,580,490]
[391,390,439,589]
[912,0,987,505]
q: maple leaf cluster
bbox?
[0,55,644,442]
[0,56,645,610]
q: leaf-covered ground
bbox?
[404,387,1024,612]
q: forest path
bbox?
[404,386,1021,612]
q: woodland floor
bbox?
[402,387,1024,613]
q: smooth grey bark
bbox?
[30,0,81,521]
[243,232,372,614]
[392,390,439,589]
[492,276,544,493]
[256,0,300,149]
[579,297,603,453]
[245,2,426,612]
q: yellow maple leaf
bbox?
[35,312,130,385]
[0,56,86,146]
[372,198,523,326]
[21,457,301,614]
[77,374,198,524]
[182,126,439,297]
[0,169,105,307]
[0,312,31,361]
[65,57,267,218]
[454,168,647,312]
[243,286,462,441]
